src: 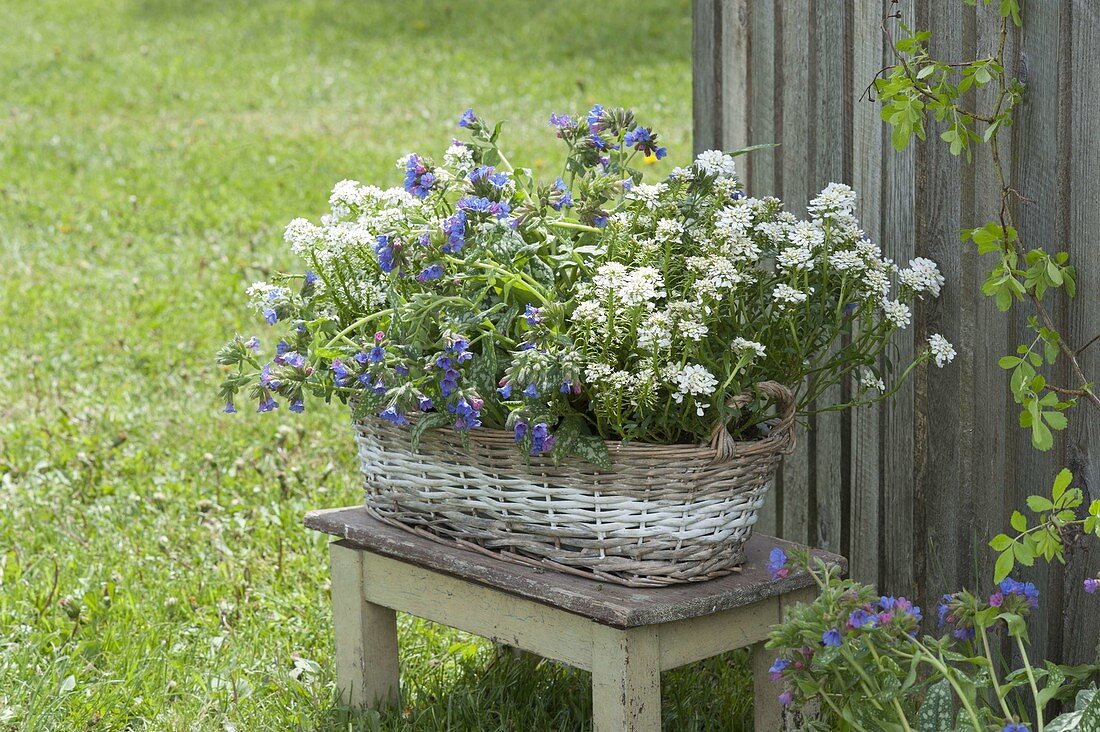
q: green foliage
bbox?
[0,0,759,729]
[989,469,1100,582]
[768,552,1099,732]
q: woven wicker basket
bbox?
[353,381,796,587]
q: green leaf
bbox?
[994,549,1015,583]
[1031,419,1053,451]
[1027,495,1054,513]
[1011,510,1028,532]
[989,533,1013,551]
[915,680,953,732]
[409,413,452,453]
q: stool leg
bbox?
[752,641,783,731]
[330,543,400,709]
[591,626,661,732]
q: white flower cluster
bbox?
[881,298,912,329]
[666,363,719,416]
[898,257,945,298]
[928,334,956,368]
[694,150,737,180]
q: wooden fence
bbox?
[692,0,1100,663]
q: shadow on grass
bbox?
[313,648,752,732]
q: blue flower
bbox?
[523,383,538,398]
[513,421,528,443]
[244,336,260,352]
[530,422,555,454]
[550,177,573,210]
[263,307,278,325]
[276,340,290,357]
[260,364,281,389]
[524,304,542,326]
[304,270,319,284]
[403,154,435,198]
[289,398,305,413]
[937,594,954,626]
[847,609,877,630]
[379,405,409,426]
[440,368,460,397]
[417,263,445,283]
[283,351,307,370]
[224,400,236,414]
[257,394,278,413]
[357,374,373,388]
[448,397,483,430]
[395,364,409,377]
[1003,723,1030,732]
[560,381,572,394]
[497,382,512,399]
[371,379,387,396]
[549,113,576,134]
[368,346,386,363]
[441,211,467,254]
[778,690,793,707]
[767,658,789,682]
[593,214,609,228]
[586,104,605,129]
[821,629,842,647]
[331,358,352,387]
[418,395,434,411]
[458,108,478,128]
[767,547,789,580]
[999,578,1040,609]
[374,235,397,273]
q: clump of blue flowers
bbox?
[765,551,1093,730]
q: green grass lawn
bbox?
[0,1,753,728]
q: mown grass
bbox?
[0,1,753,728]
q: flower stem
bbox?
[979,625,1014,720]
[548,220,601,234]
[1015,634,1044,731]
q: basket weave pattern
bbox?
[354,381,796,587]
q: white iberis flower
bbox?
[828,250,866,272]
[789,220,826,250]
[731,338,766,360]
[442,141,474,173]
[284,218,320,255]
[808,182,857,218]
[777,245,815,272]
[667,363,719,401]
[928,334,956,368]
[627,183,666,209]
[693,149,737,179]
[898,257,945,298]
[859,369,886,393]
[772,283,811,306]
[655,218,685,242]
[881,298,911,329]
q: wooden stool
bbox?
[306,506,844,731]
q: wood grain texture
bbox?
[694,0,1100,660]
[848,0,885,586]
[777,0,813,546]
[591,626,662,732]
[306,506,844,629]
[1064,0,1100,663]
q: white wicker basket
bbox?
[353,381,796,586]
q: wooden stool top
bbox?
[306,506,845,628]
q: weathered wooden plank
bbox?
[692,0,749,154]
[911,0,968,618]
[777,0,813,546]
[848,0,886,585]
[591,626,662,732]
[1009,0,1067,667]
[809,0,850,557]
[1064,0,1100,664]
[879,0,918,601]
[330,544,401,709]
[657,599,777,670]
[306,507,845,628]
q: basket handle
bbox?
[708,381,797,462]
